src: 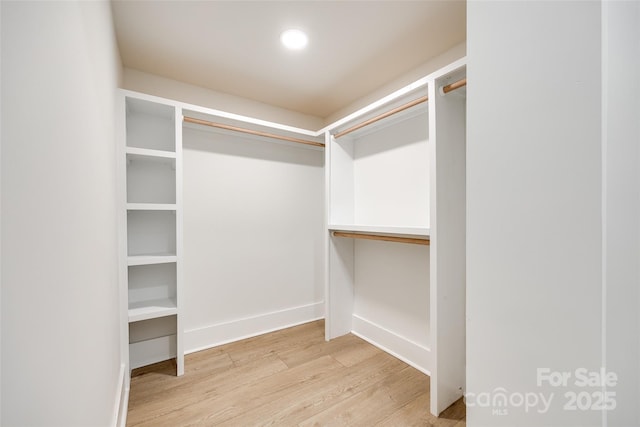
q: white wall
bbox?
[467,1,639,426]
[467,1,601,426]
[1,1,123,425]
[353,240,430,360]
[182,127,324,352]
[352,111,430,227]
[123,68,324,131]
[603,2,640,426]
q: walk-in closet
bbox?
[118,56,467,418]
[7,2,636,426]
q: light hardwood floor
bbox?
[127,320,466,426]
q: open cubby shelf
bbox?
[126,153,176,205]
[328,224,430,239]
[127,203,177,211]
[125,146,176,159]
[128,298,178,322]
[127,255,178,266]
[125,97,176,152]
[122,93,183,376]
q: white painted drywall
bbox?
[467,2,603,426]
[603,1,640,426]
[1,1,123,425]
[353,240,430,348]
[353,111,430,228]
[123,69,324,131]
[182,127,324,351]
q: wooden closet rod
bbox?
[442,77,467,94]
[183,116,325,148]
[332,231,430,246]
[333,95,429,139]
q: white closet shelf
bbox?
[127,203,177,211]
[329,224,430,239]
[333,95,428,139]
[127,255,178,266]
[125,146,176,159]
[128,298,177,322]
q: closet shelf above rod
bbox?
[333,95,428,139]
[332,231,430,246]
[183,116,325,148]
[442,77,467,94]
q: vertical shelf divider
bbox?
[325,132,355,340]
[429,66,467,416]
[174,106,184,376]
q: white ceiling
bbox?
[111,1,466,119]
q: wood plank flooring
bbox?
[127,320,466,426]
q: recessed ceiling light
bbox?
[280,29,308,50]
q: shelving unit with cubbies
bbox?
[121,94,183,375]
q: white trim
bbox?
[185,302,325,354]
[115,91,131,427]
[351,314,431,375]
[324,132,333,340]
[112,363,129,427]
[175,105,185,376]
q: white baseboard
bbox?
[351,314,431,375]
[112,363,129,427]
[185,301,324,354]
